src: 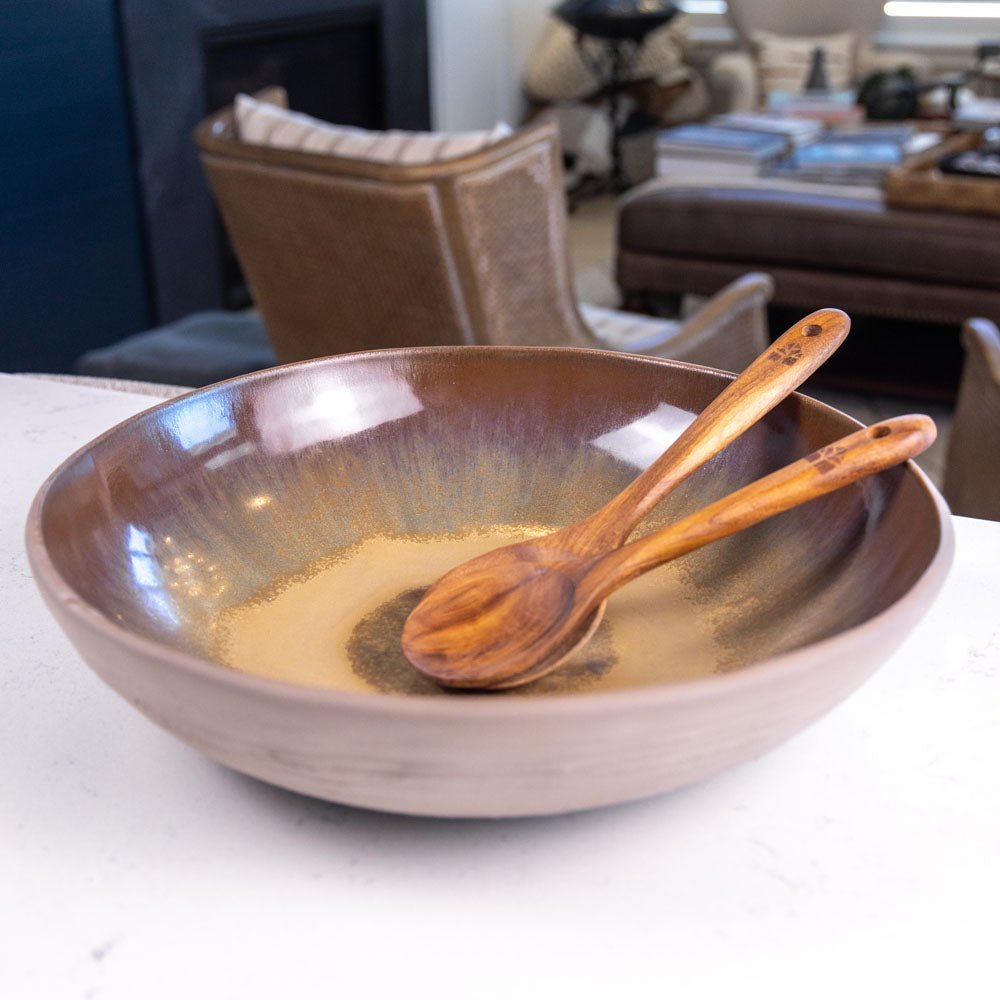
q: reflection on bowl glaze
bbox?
[212,526,723,696]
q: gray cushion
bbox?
[75,311,277,387]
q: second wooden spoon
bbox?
[408,415,936,689]
[402,308,850,682]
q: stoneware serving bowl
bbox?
[26,347,953,818]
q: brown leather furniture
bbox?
[617,181,1000,332]
[195,98,773,372]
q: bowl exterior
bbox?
[29,503,953,818]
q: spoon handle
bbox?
[579,308,851,549]
[581,415,936,602]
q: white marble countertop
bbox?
[2,372,997,999]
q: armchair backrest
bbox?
[725,0,885,49]
[195,106,590,363]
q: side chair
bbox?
[943,318,1000,521]
[194,92,773,372]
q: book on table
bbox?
[766,90,864,126]
[709,112,823,147]
[952,97,1000,130]
[655,124,789,179]
[774,129,915,184]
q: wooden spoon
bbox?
[402,308,850,681]
[406,414,936,689]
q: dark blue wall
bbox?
[0,0,151,373]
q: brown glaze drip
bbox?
[347,587,616,696]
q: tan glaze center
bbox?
[212,526,724,696]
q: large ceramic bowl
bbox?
[26,347,952,817]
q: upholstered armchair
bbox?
[195,92,772,372]
[706,0,932,113]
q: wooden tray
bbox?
[885,132,1000,216]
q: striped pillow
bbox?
[234,93,513,163]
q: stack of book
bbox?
[766,90,864,127]
[709,112,823,148]
[774,128,913,185]
[654,124,789,179]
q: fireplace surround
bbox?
[117,0,429,324]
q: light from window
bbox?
[679,0,1000,15]
[884,2,1000,16]
[676,1,727,13]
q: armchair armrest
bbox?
[654,271,774,370]
[704,50,760,113]
[581,272,774,373]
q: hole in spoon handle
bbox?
[764,309,849,369]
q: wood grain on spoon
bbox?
[402,309,850,684]
[410,415,936,689]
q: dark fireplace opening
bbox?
[203,7,386,308]
[116,0,429,327]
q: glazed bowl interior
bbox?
[33,347,946,700]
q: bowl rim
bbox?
[24,345,956,721]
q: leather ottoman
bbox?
[616,179,1000,330]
